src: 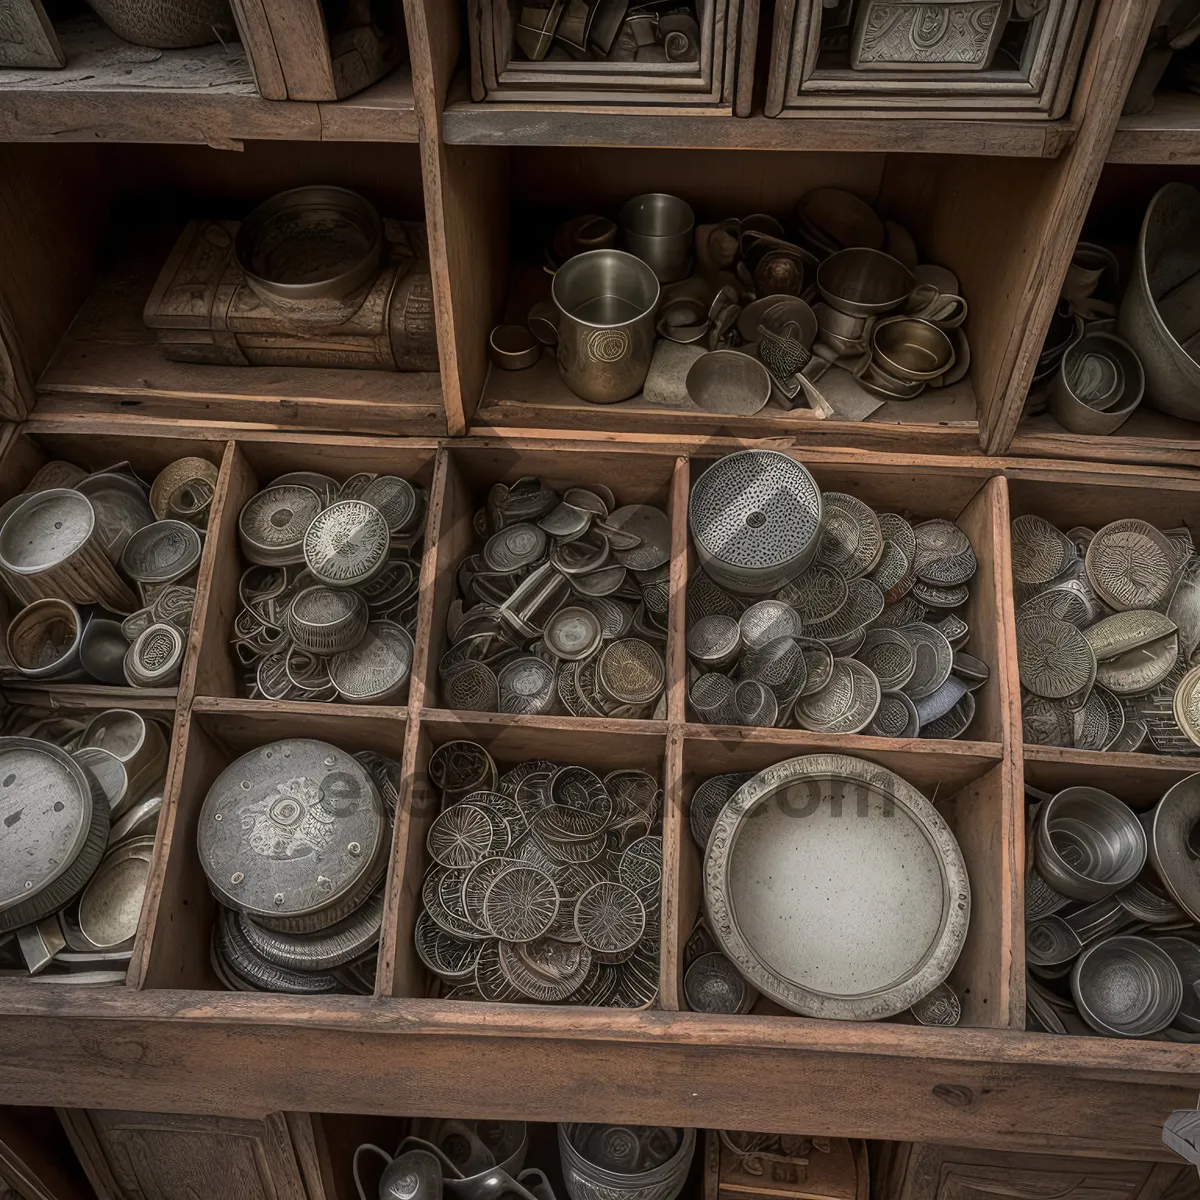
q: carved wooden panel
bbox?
[57,1110,327,1200]
[877,1143,1200,1200]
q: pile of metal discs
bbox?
[1012,514,1200,753]
[415,741,662,1007]
[439,478,670,719]
[686,449,986,738]
[0,456,214,689]
[234,470,424,703]
[198,738,401,994]
[0,707,169,984]
[1025,775,1200,1040]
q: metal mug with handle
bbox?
[548,249,660,404]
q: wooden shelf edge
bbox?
[0,65,419,146]
[442,100,1076,157]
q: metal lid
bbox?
[484,522,548,573]
[329,620,413,703]
[77,835,155,950]
[0,737,109,932]
[360,475,419,534]
[197,738,386,930]
[303,500,390,588]
[120,519,203,585]
[689,451,823,594]
[0,489,95,574]
[545,606,603,661]
[604,505,672,571]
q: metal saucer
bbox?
[120,519,203,586]
[1071,935,1182,1038]
[76,835,156,950]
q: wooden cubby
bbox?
[7,0,1200,1177]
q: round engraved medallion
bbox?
[303,500,390,588]
[1016,615,1096,700]
[1085,519,1176,611]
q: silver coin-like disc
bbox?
[197,739,385,930]
[1011,514,1077,587]
[739,600,801,650]
[776,563,848,624]
[1016,615,1096,700]
[857,627,917,691]
[304,500,390,588]
[239,485,323,562]
[1085,519,1176,612]
[599,639,664,705]
[484,522,548,573]
[685,951,752,1014]
[898,623,955,700]
[794,658,881,734]
[866,691,920,738]
[816,493,883,580]
[120,519,202,585]
[805,577,885,642]
[913,519,975,587]
[605,505,672,571]
[329,621,413,703]
[545,606,603,661]
[361,475,419,533]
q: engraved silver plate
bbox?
[816,492,883,580]
[304,500,390,589]
[76,835,155,951]
[0,738,107,932]
[897,623,954,700]
[198,739,385,932]
[685,950,753,1013]
[1169,557,1200,659]
[1095,632,1179,697]
[856,627,916,691]
[545,606,603,662]
[329,621,413,703]
[124,622,184,688]
[687,614,741,669]
[805,577,885,642]
[689,451,823,595]
[776,563,848,624]
[121,520,201,585]
[1086,519,1176,612]
[1016,615,1096,700]
[77,473,155,560]
[1018,579,1104,628]
[361,475,419,534]
[288,586,369,656]
[1073,685,1125,751]
[605,505,672,571]
[793,658,881,734]
[239,485,323,566]
[485,522,548,573]
[1011,514,1076,588]
[704,753,970,1020]
[866,690,920,738]
[739,600,801,650]
[913,519,976,587]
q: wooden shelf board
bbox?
[443,97,1075,157]
[1108,90,1200,163]
[476,354,983,452]
[0,16,418,146]
[35,233,446,435]
[0,986,1194,1160]
[1011,410,1200,470]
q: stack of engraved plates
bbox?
[0,706,170,985]
[686,450,986,739]
[439,478,670,719]
[415,741,663,1007]
[699,753,970,1022]
[0,456,214,690]
[234,469,424,704]
[1012,514,1200,755]
[199,738,401,994]
[1024,776,1200,1040]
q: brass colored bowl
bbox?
[872,316,955,382]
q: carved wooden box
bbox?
[143,219,439,374]
[764,0,1096,117]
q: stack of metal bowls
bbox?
[558,1125,695,1200]
[233,470,425,704]
[0,456,213,689]
[1024,774,1200,1039]
[439,477,671,719]
[199,738,400,994]
[1013,512,1200,755]
[0,706,170,984]
[687,449,986,739]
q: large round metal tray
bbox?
[703,753,970,1020]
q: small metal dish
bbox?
[7,597,84,679]
[489,325,541,371]
[1049,332,1145,435]
[1035,786,1147,902]
[816,248,915,318]
[686,350,772,416]
[1071,934,1182,1038]
[871,316,955,382]
[235,186,385,319]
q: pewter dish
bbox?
[704,753,969,1020]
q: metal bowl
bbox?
[871,317,955,382]
[1049,332,1145,435]
[686,351,772,416]
[7,598,84,680]
[235,186,385,320]
[704,753,970,1020]
[80,616,132,685]
[1118,182,1200,422]
[1036,786,1147,902]
[619,194,695,284]
[1071,935,1182,1038]
[558,1124,695,1200]
[84,0,234,48]
[816,248,915,318]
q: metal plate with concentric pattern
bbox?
[303,500,390,588]
[1085,519,1176,612]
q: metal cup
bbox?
[619,193,695,283]
[550,249,660,404]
